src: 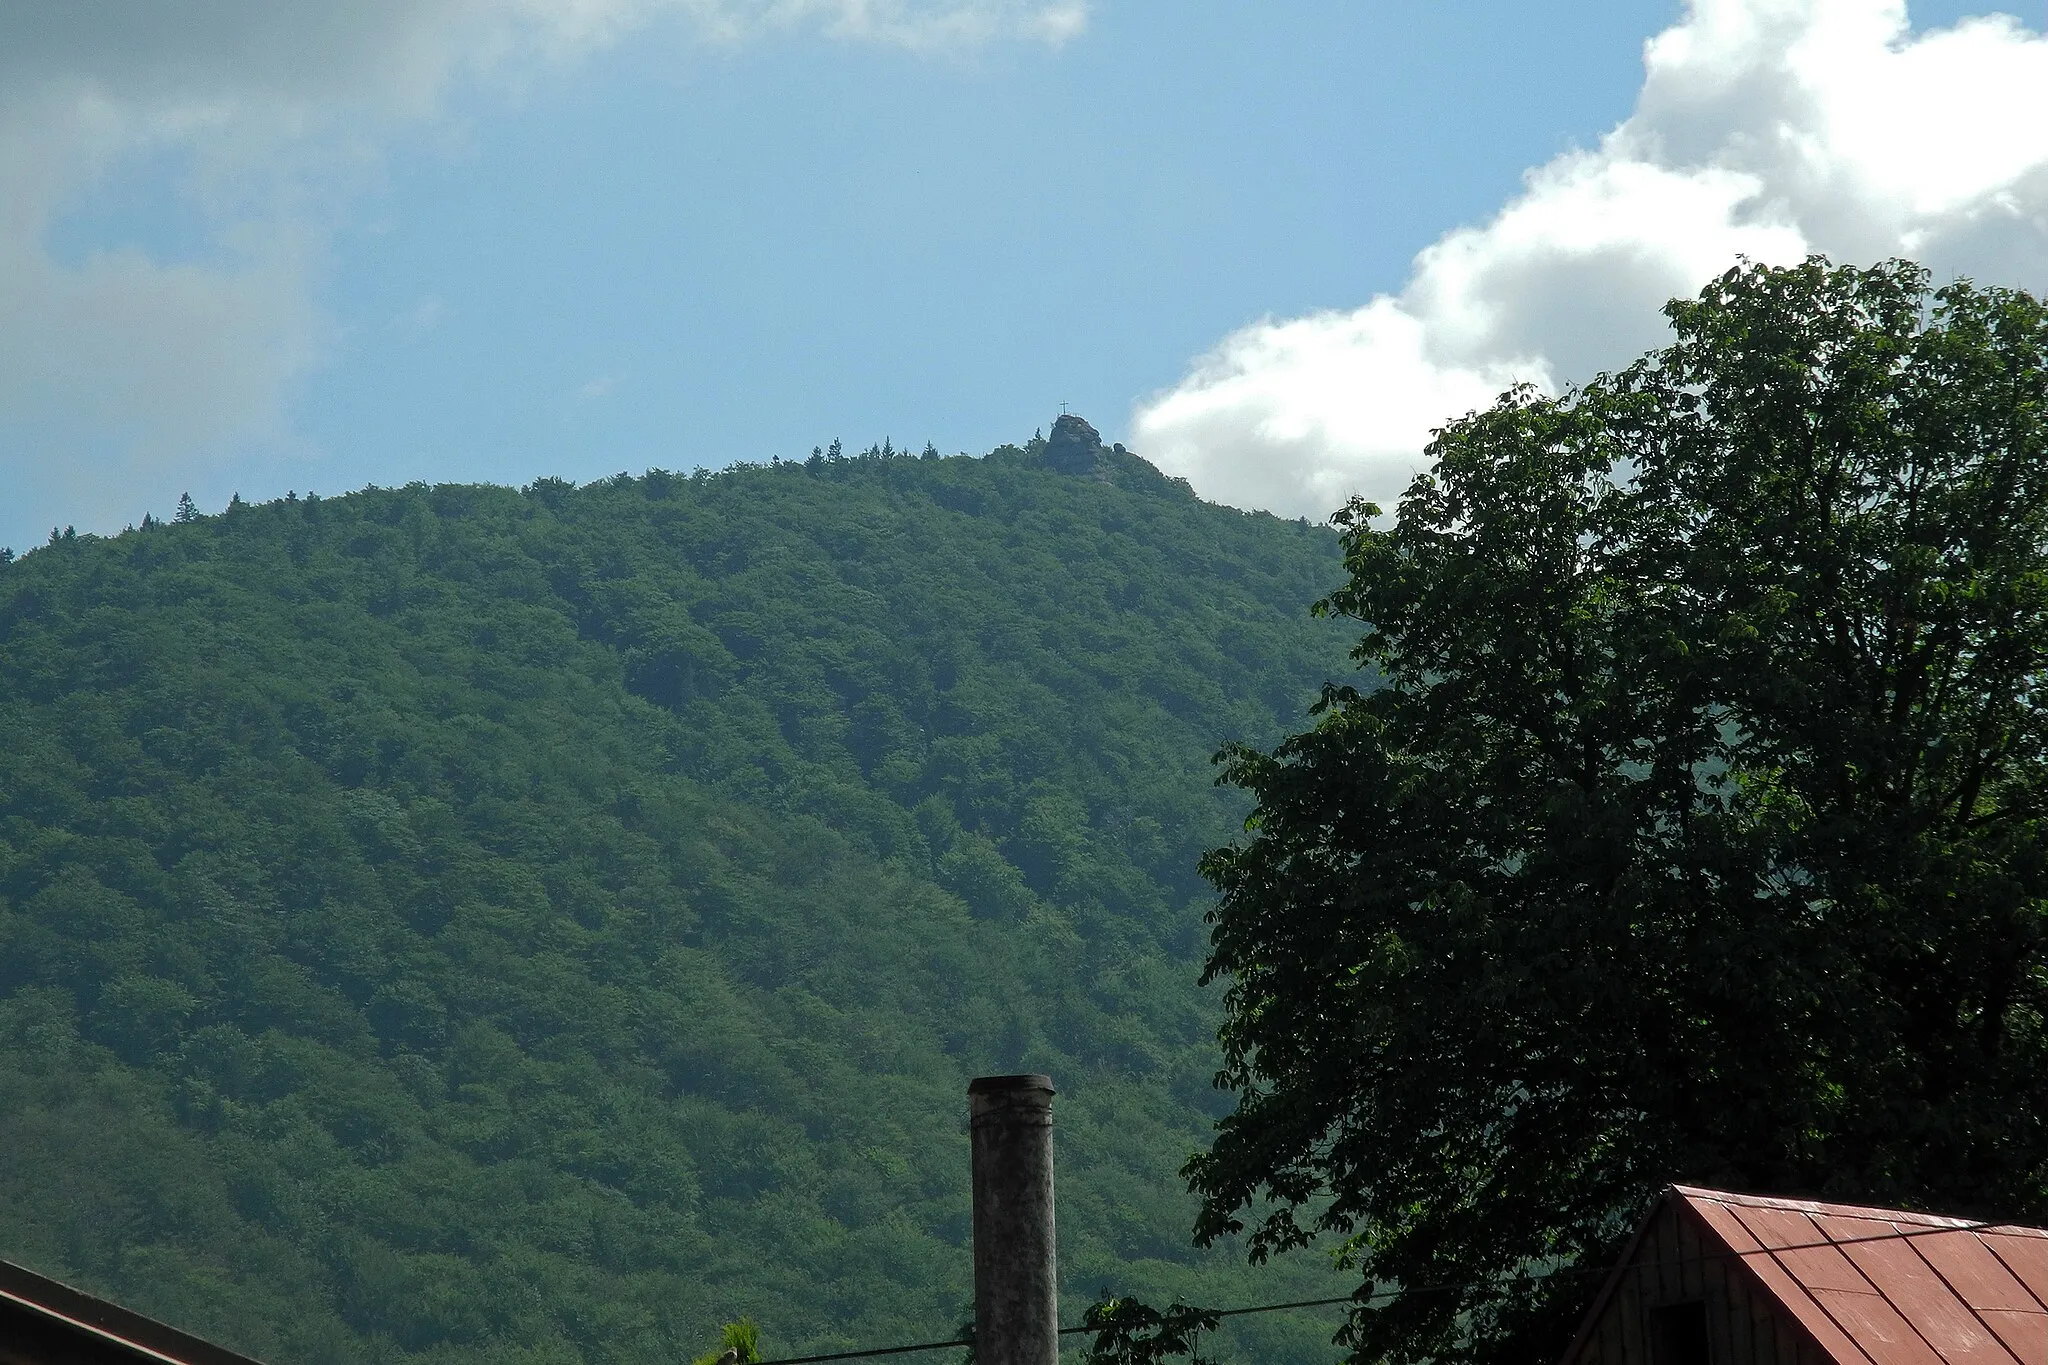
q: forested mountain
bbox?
[0,430,1352,1365]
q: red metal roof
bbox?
[1670,1185,2048,1365]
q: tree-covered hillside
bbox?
[0,433,1353,1365]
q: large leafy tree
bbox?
[1189,259,2048,1365]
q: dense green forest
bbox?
[0,429,1355,1365]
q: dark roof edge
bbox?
[1555,1185,1675,1365]
[0,1258,267,1365]
[1661,1192,1853,1365]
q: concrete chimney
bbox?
[969,1074,1058,1365]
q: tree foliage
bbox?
[1082,1295,1220,1365]
[693,1317,763,1365]
[1191,259,2048,1364]
[0,440,1351,1364]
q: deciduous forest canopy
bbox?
[0,434,1354,1365]
[1194,259,2048,1365]
[17,259,2044,1365]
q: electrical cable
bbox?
[748,1215,2037,1365]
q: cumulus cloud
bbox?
[0,0,1084,535]
[1133,0,2048,520]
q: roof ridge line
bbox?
[1670,1185,1999,1230]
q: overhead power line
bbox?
[752,1298,1365,1365]
[749,1216,2031,1365]
[759,1338,975,1365]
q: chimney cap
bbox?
[969,1073,1055,1095]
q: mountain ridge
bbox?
[0,440,1354,1365]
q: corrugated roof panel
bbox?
[1975,1309,2047,1363]
[1805,1287,1950,1365]
[1726,1206,1872,1294]
[1813,1214,2020,1365]
[1677,1195,1874,1365]
[1669,1189,2048,1365]
[1980,1233,2048,1305]
[1907,1235,2039,1313]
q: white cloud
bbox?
[0,0,1086,535]
[1133,0,2048,521]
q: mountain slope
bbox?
[0,437,1352,1365]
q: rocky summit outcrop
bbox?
[1042,413,1104,474]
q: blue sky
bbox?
[2,0,2041,551]
[289,2,1673,486]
